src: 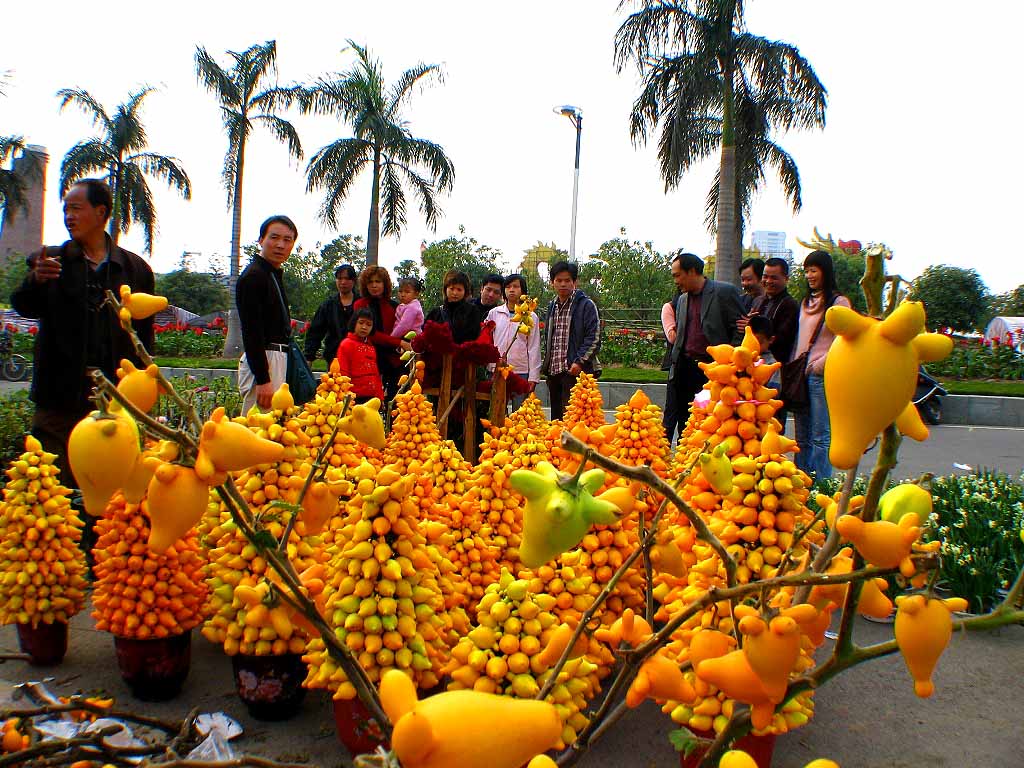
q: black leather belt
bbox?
[266,343,289,352]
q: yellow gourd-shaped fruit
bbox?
[195,407,285,483]
[527,757,558,768]
[380,669,562,768]
[271,383,294,412]
[300,481,337,535]
[697,442,733,495]
[835,513,921,574]
[67,409,141,516]
[116,359,163,413]
[878,482,932,524]
[695,649,774,731]
[625,652,696,707]
[738,613,802,702]
[894,594,966,697]
[720,751,759,768]
[858,577,894,619]
[145,462,209,553]
[119,284,168,319]
[803,760,840,768]
[122,440,179,503]
[688,629,735,669]
[824,301,952,469]
[760,422,797,455]
[593,608,653,648]
[338,397,386,449]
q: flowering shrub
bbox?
[153,324,225,357]
[599,326,665,368]
[154,374,243,427]
[3,324,37,354]
[923,470,1024,612]
[926,330,1024,380]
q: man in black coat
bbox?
[664,252,744,442]
[11,179,155,478]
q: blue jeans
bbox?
[794,373,834,481]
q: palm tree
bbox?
[0,135,42,226]
[299,41,454,266]
[58,87,192,253]
[615,0,826,283]
[194,40,302,357]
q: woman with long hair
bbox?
[792,250,851,480]
[353,265,410,400]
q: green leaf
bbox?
[250,530,278,550]
[668,727,700,756]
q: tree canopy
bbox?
[155,270,229,317]
[587,229,675,309]
[909,265,990,332]
[420,227,500,308]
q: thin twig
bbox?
[91,373,198,451]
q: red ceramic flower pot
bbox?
[17,620,68,666]
[232,652,307,721]
[679,729,776,768]
[114,631,191,701]
[333,696,389,757]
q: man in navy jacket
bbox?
[541,261,600,421]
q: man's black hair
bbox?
[764,256,789,276]
[71,178,114,222]
[258,214,298,240]
[740,257,765,279]
[503,273,528,297]
[549,260,579,281]
[672,251,704,274]
[482,273,504,288]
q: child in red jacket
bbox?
[335,308,385,402]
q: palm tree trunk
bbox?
[222,141,246,357]
[714,65,739,286]
[108,163,121,247]
[366,149,382,266]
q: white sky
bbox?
[3,0,1021,293]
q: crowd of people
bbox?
[14,179,852,489]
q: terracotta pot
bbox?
[679,728,776,768]
[232,652,307,721]
[114,631,191,701]
[17,620,68,666]
[333,696,389,758]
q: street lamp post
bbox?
[553,105,582,261]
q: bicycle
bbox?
[0,329,31,381]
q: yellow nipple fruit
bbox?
[145,461,209,553]
[697,442,733,495]
[737,607,804,703]
[894,594,968,697]
[594,608,653,648]
[858,577,894,619]
[695,649,774,731]
[804,761,840,768]
[835,512,921,577]
[195,407,285,484]
[527,757,558,768]
[720,751,759,768]
[68,408,141,516]
[625,652,696,707]
[534,623,589,668]
[338,397,386,449]
[760,422,797,455]
[687,629,735,669]
[271,383,295,412]
[300,480,343,535]
[878,482,932,524]
[118,284,169,320]
[823,300,952,469]
[380,669,562,768]
[115,359,163,413]
[122,440,179,503]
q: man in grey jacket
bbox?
[663,252,744,441]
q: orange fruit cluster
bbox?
[92,493,208,639]
[0,436,88,628]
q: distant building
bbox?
[750,230,793,265]
[0,144,48,264]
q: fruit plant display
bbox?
[2,264,1023,768]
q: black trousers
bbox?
[663,355,707,443]
[545,371,577,422]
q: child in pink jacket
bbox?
[391,278,424,340]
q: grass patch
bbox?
[940,379,1024,397]
[600,367,666,384]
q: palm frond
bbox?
[60,140,115,194]
[220,111,248,202]
[306,138,373,227]
[119,162,157,253]
[386,62,442,118]
[763,140,801,211]
[614,1,702,72]
[378,160,408,238]
[735,33,826,130]
[56,88,113,134]
[129,152,192,199]
[194,45,241,108]
[252,114,303,161]
[392,136,454,194]
[0,135,27,165]
[393,162,441,231]
[110,86,155,154]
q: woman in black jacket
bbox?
[425,270,481,344]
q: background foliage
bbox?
[909,265,990,332]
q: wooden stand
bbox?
[423,355,508,463]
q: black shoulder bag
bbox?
[270,275,317,406]
[780,296,836,411]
